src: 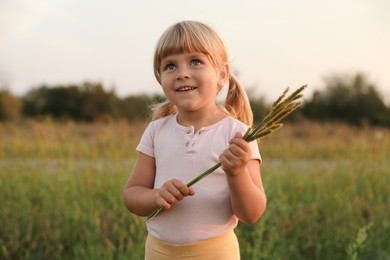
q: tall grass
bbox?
[1,119,389,259]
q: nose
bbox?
[176,67,190,80]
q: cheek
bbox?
[160,76,171,90]
[160,85,171,97]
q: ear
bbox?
[217,63,230,88]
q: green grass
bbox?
[1,120,389,259]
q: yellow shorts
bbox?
[144,230,240,260]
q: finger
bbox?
[222,145,250,167]
[234,132,243,138]
[226,143,247,160]
[229,139,251,155]
[155,195,172,209]
[159,186,179,204]
[188,188,195,196]
[219,152,234,168]
[172,179,192,197]
[161,201,171,209]
[229,132,247,145]
[165,187,182,202]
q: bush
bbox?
[0,89,22,122]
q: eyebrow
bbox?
[187,53,206,59]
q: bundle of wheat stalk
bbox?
[147,85,307,220]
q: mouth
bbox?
[176,86,197,92]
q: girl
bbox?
[123,20,266,259]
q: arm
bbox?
[123,152,195,217]
[219,132,267,224]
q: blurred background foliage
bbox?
[1,72,389,126]
[1,72,389,259]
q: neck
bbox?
[177,106,226,132]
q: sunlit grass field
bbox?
[1,119,389,259]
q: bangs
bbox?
[156,25,211,63]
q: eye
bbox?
[191,59,202,66]
[163,63,176,71]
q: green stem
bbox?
[187,162,222,187]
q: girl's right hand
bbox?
[155,179,195,209]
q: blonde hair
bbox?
[151,20,253,126]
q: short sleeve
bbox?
[136,122,155,158]
[249,140,262,165]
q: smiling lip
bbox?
[176,86,197,92]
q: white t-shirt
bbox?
[137,114,261,244]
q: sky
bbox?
[1,0,389,103]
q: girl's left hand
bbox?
[219,132,251,176]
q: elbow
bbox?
[240,198,267,224]
[240,216,258,225]
[240,210,264,224]
[123,189,131,212]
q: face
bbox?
[159,52,229,114]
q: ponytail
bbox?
[224,74,253,126]
[151,101,177,121]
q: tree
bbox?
[302,73,390,126]
[78,82,120,121]
[119,94,154,122]
[22,82,121,121]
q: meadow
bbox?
[0,119,389,260]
